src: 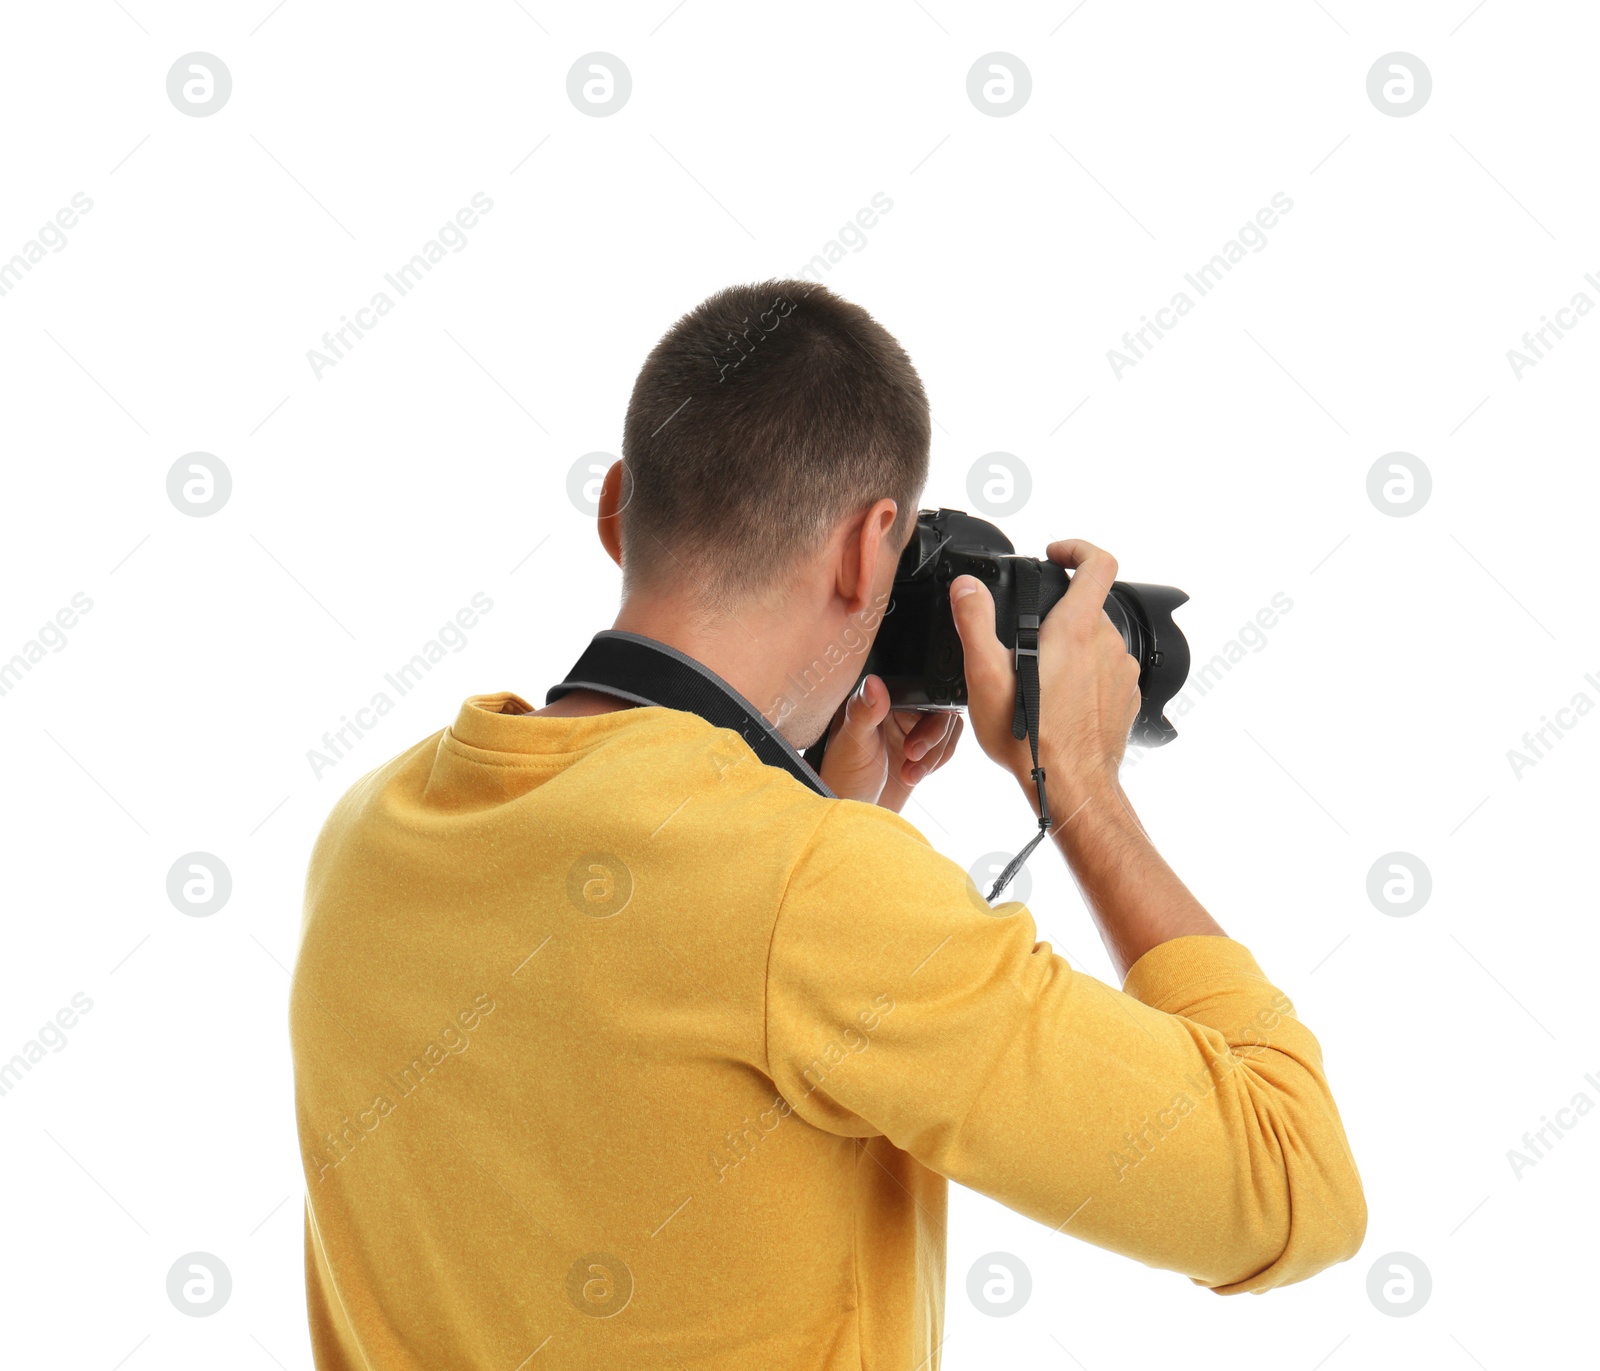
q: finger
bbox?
[842,673,890,740]
[903,712,964,784]
[1044,537,1117,576]
[903,711,952,762]
[1045,539,1119,621]
[949,575,1012,706]
[924,713,962,771]
[829,674,888,759]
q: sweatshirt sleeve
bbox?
[763,801,1367,1293]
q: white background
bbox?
[1,1,1596,1367]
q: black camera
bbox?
[863,509,1191,748]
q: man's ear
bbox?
[597,461,626,567]
[837,497,900,612]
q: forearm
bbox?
[1024,762,1226,980]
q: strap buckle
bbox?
[1014,612,1040,670]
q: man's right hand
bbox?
[949,537,1226,976]
[949,538,1142,811]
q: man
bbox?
[290,281,1365,1369]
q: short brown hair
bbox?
[620,280,930,604]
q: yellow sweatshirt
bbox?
[291,693,1366,1370]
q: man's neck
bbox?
[613,595,803,722]
[539,591,842,745]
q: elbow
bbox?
[1257,1138,1369,1292]
[1293,1159,1369,1286]
[1300,1094,1368,1273]
[1211,1160,1366,1295]
[1212,1087,1368,1293]
[1296,1158,1367,1274]
[1329,1164,1369,1264]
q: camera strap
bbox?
[990,558,1052,901]
[547,631,833,798]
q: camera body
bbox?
[863,509,1191,747]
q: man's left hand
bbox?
[816,675,963,812]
